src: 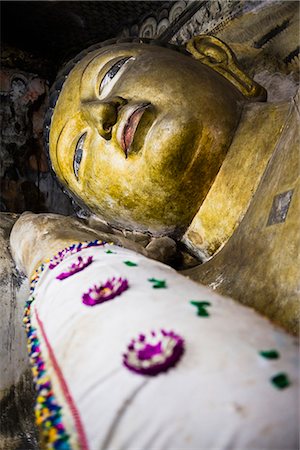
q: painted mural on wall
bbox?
[0,63,74,215]
[0,69,47,211]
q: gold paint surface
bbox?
[50,41,243,236]
[187,35,266,101]
[185,101,290,257]
[184,99,300,334]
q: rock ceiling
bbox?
[1,1,170,65]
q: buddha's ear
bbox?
[186,35,267,102]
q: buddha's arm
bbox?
[11,215,299,450]
[10,212,147,279]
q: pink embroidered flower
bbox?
[56,256,93,280]
[123,329,184,376]
[82,277,129,306]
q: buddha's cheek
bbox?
[77,126,203,233]
[81,163,202,236]
[142,114,201,180]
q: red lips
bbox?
[121,103,150,157]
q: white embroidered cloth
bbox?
[31,244,299,450]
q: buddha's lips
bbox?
[121,103,150,157]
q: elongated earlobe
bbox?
[187,35,267,102]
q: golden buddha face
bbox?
[49,41,242,236]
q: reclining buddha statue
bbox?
[7,35,299,449]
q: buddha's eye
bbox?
[73,133,86,179]
[100,57,133,95]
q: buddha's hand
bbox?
[9,212,105,279]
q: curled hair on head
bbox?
[43,37,188,218]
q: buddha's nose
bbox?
[81,96,127,140]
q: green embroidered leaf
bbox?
[123,260,138,267]
[105,250,115,254]
[190,300,211,317]
[259,350,280,359]
[148,278,167,288]
[271,373,290,389]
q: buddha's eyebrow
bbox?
[55,120,70,183]
[81,49,112,80]
[56,120,68,155]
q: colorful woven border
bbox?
[24,240,106,449]
[48,240,106,270]
[24,289,72,449]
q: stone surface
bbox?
[0,213,38,450]
[1,1,170,66]
[0,213,29,393]
[145,237,177,264]
[0,369,38,450]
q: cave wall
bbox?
[0,63,75,214]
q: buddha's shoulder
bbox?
[184,94,299,334]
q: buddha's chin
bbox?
[98,214,187,239]
[89,202,194,239]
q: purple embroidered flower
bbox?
[56,256,93,280]
[123,329,184,376]
[82,277,129,306]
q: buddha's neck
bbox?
[184,99,292,260]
